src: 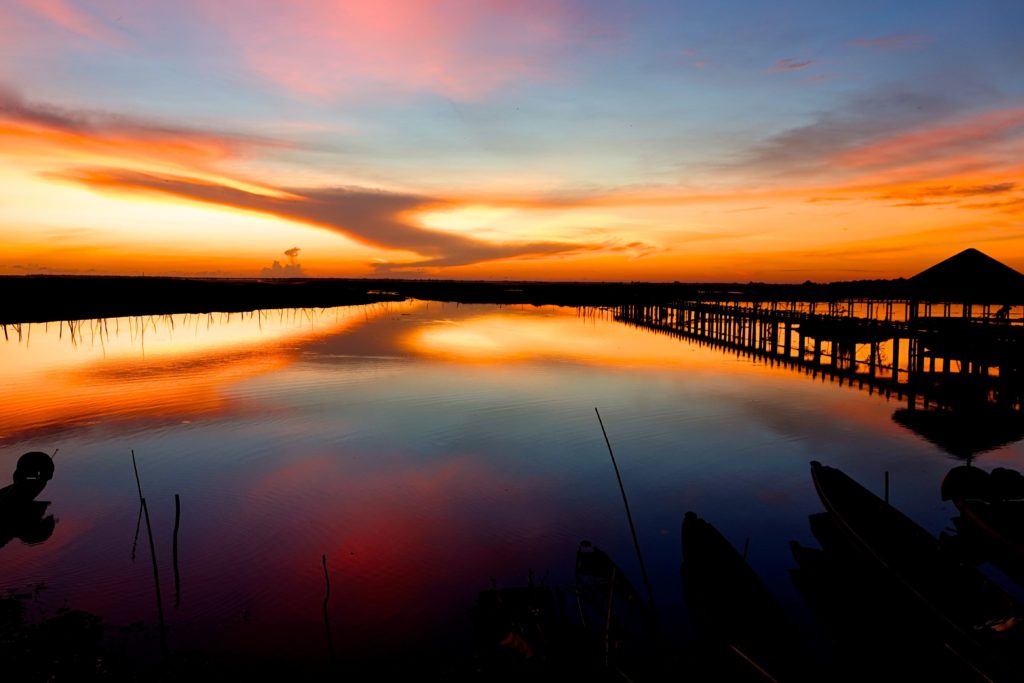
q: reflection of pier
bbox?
[615,299,1024,412]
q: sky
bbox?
[1,0,1023,282]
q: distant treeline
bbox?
[0,276,397,324]
[0,275,920,325]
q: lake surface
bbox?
[1,301,1017,673]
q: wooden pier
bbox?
[615,299,1024,413]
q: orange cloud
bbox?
[525,105,1024,219]
[0,86,291,195]
[874,182,1017,203]
[3,87,671,272]
[963,196,1024,213]
[804,170,1024,215]
[55,167,626,270]
[4,85,1023,281]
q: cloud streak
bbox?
[734,86,958,177]
[771,58,814,73]
[0,84,298,198]
[53,167,619,270]
[876,182,1017,203]
[0,86,282,164]
[848,34,932,51]
[833,108,1024,172]
[2,86,661,272]
[9,0,126,47]
[727,78,1024,204]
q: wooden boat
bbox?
[0,451,54,510]
[574,540,656,680]
[681,511,809,682]
[942,465,1024,581]
[811,461,1024,681]
[941,465,995,503]
[956,499,1024,562]
[790,517,997,683]
[0,500,54,548]
[0,452,56,549]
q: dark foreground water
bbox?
[1,301,1018,676]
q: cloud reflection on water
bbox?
[2,301,1014,671]
[0,305,391,444]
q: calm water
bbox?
[1,301,1016,670]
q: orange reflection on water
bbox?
[405,307,733,369]
[403,305,929,446]
[0,305,394,443]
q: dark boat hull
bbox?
[574,541,657,680]
[810,461,1024,681]
[682,511,809,682]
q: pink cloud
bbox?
[835,108,1024,171]
[18,0,125,46]
[771,58,814,73]
[801,73,847,85]
[848,34,932,51]
[200,0,587,100]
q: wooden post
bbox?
[892,336,901,383]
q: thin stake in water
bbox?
[142,497,167,659]
[594,407,656,616]
[130,449,143,560]
[173,494,181,609]
[322,554,336,664]
[132,451,167,659]
[131,504,143,561]
[131,449,144,502]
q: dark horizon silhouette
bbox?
[3,247,1024,326]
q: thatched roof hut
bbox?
[908,248,1024,303]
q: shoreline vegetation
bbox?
[0,274,915,325]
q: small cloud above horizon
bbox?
[847,34,932,51]
[261,246,306,277]
[771,58,814,73]
[260,260,306,278]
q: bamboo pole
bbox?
[594,408,656,617]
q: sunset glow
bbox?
[2,1,1022,280]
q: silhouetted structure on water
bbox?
[617,249,1024,458]
[0,451,56,549]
